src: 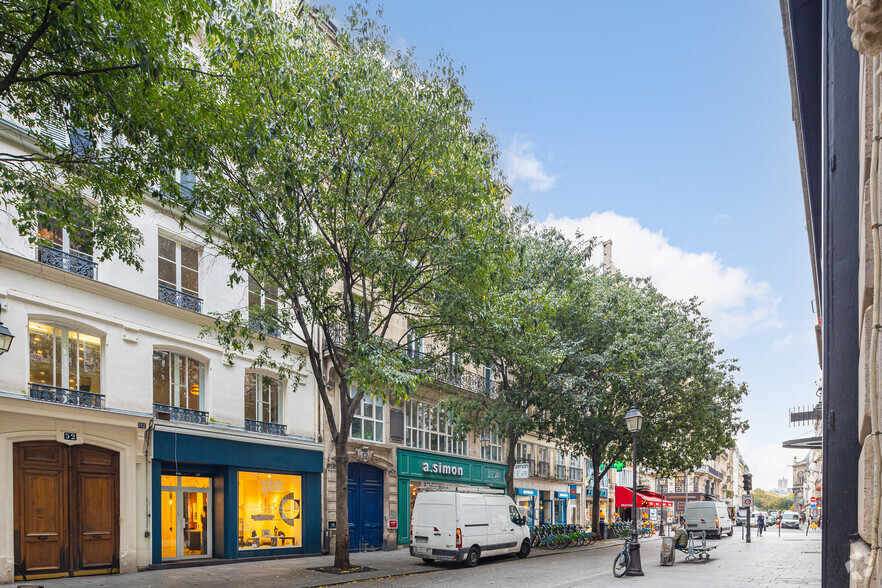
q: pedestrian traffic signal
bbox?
[743,473,752,493]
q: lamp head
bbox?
[624,406,643,433]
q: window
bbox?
[153,350,204,411]
[248,276,279,335]
[481,432,502,462]
[36,220,96,278]
[509,505,522,524]
[245,373,281,424]
[482,365,495,396]
[516,442,532,460]
[350,386,384,442]
[238,471,302,550]
[404,400,467,456]
[28,321,101,392]
[448,352,462,385]
[406,330,424,359]
[158,235,200,310]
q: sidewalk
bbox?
[37,537,653,588]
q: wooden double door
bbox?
[13,441,119,580]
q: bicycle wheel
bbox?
[613,549,630,577]
[556,535,570,549]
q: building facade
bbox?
[0,117,325,583]
[513,435,586,527]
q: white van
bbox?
[409,492,532,566]
[683,501,733,538]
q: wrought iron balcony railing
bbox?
[37,246,96,279]
[248,317,281,338]
[153,403,208,424]
[537,461,551,478]
[29,383,104,409]
[245,419,287,436]
[158,284,203,313]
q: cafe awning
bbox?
[614,486,673,508]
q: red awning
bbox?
[614,487,674,508]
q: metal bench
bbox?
[675,531,717,562]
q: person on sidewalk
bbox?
[757,513,765,536]
[673,525,689,550]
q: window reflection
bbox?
[238,471,302,549]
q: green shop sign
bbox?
[397,449,507,487]
[396,449,508,545]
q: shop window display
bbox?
[238,471,302,549]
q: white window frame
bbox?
[244,372,282,424]
[481,431,502,462]
[350,385,385,443]
[28,320,102,392]
[153,350,205,411]
[158,234,200,297]
[404,400,467,456]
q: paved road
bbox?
[38,527,820,588]
[379,527,821,587]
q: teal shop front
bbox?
[396,449,507,545]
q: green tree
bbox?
[0,0,211,266]
[439,214,593,497]
[168,4,507,569]
[542,274,749,534]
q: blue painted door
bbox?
[347,464,384,551]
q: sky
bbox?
[320,1,818,490]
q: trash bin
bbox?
[660,537,675,566]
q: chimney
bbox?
[602,240,617,274]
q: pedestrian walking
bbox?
[757,513,765,536]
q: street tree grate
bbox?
[308,565,376,575]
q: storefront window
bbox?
[405,400,467,456]
[238,471,302,550]
[28,321,101,392]
[350,385,384,442]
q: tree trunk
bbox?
[333,436,351,570]
[505,428,518,499]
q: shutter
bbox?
[389,408,404,442]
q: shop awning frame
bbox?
[614,486,673,508]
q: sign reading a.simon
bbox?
[421,462,464,476]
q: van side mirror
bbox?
[517,517,526,526]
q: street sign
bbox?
[810,496,816,503]
[742,495,753,507]
[514,462,530,479]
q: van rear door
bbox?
[412,495,456,552]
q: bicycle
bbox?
[613,536,634,578]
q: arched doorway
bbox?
[13,441,119,580]
[347,463,383,551]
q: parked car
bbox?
[410,492,532,567]
[684,500,733,538]
[781,511,801,529]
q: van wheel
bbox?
[421,558,435,564]
[516,539,531,559]
[466,546,480,567]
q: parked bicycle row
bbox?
[530,524,599,549]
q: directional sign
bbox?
[742,495,753,507]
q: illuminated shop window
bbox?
[238,471,302,550]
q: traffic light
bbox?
[743,473,752,493]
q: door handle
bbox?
[37,536,47,540]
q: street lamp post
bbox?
[624,406,644,576]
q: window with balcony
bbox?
[404,400,467,456]
[244,373,284,435]
[158,235,201,312]
[537,446,550,477]
[350,385,384,442]
[36,220,96,279]
[481,432,502,462]
[482,365,495,396]
[153,350,206,423]
[248,276,279,336]
[28,320,103,407]
[406,330,424,359]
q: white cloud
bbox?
[773,335,793,351]
[543,211,782,342]
[713,213,731,223]
[501,136,557,192]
